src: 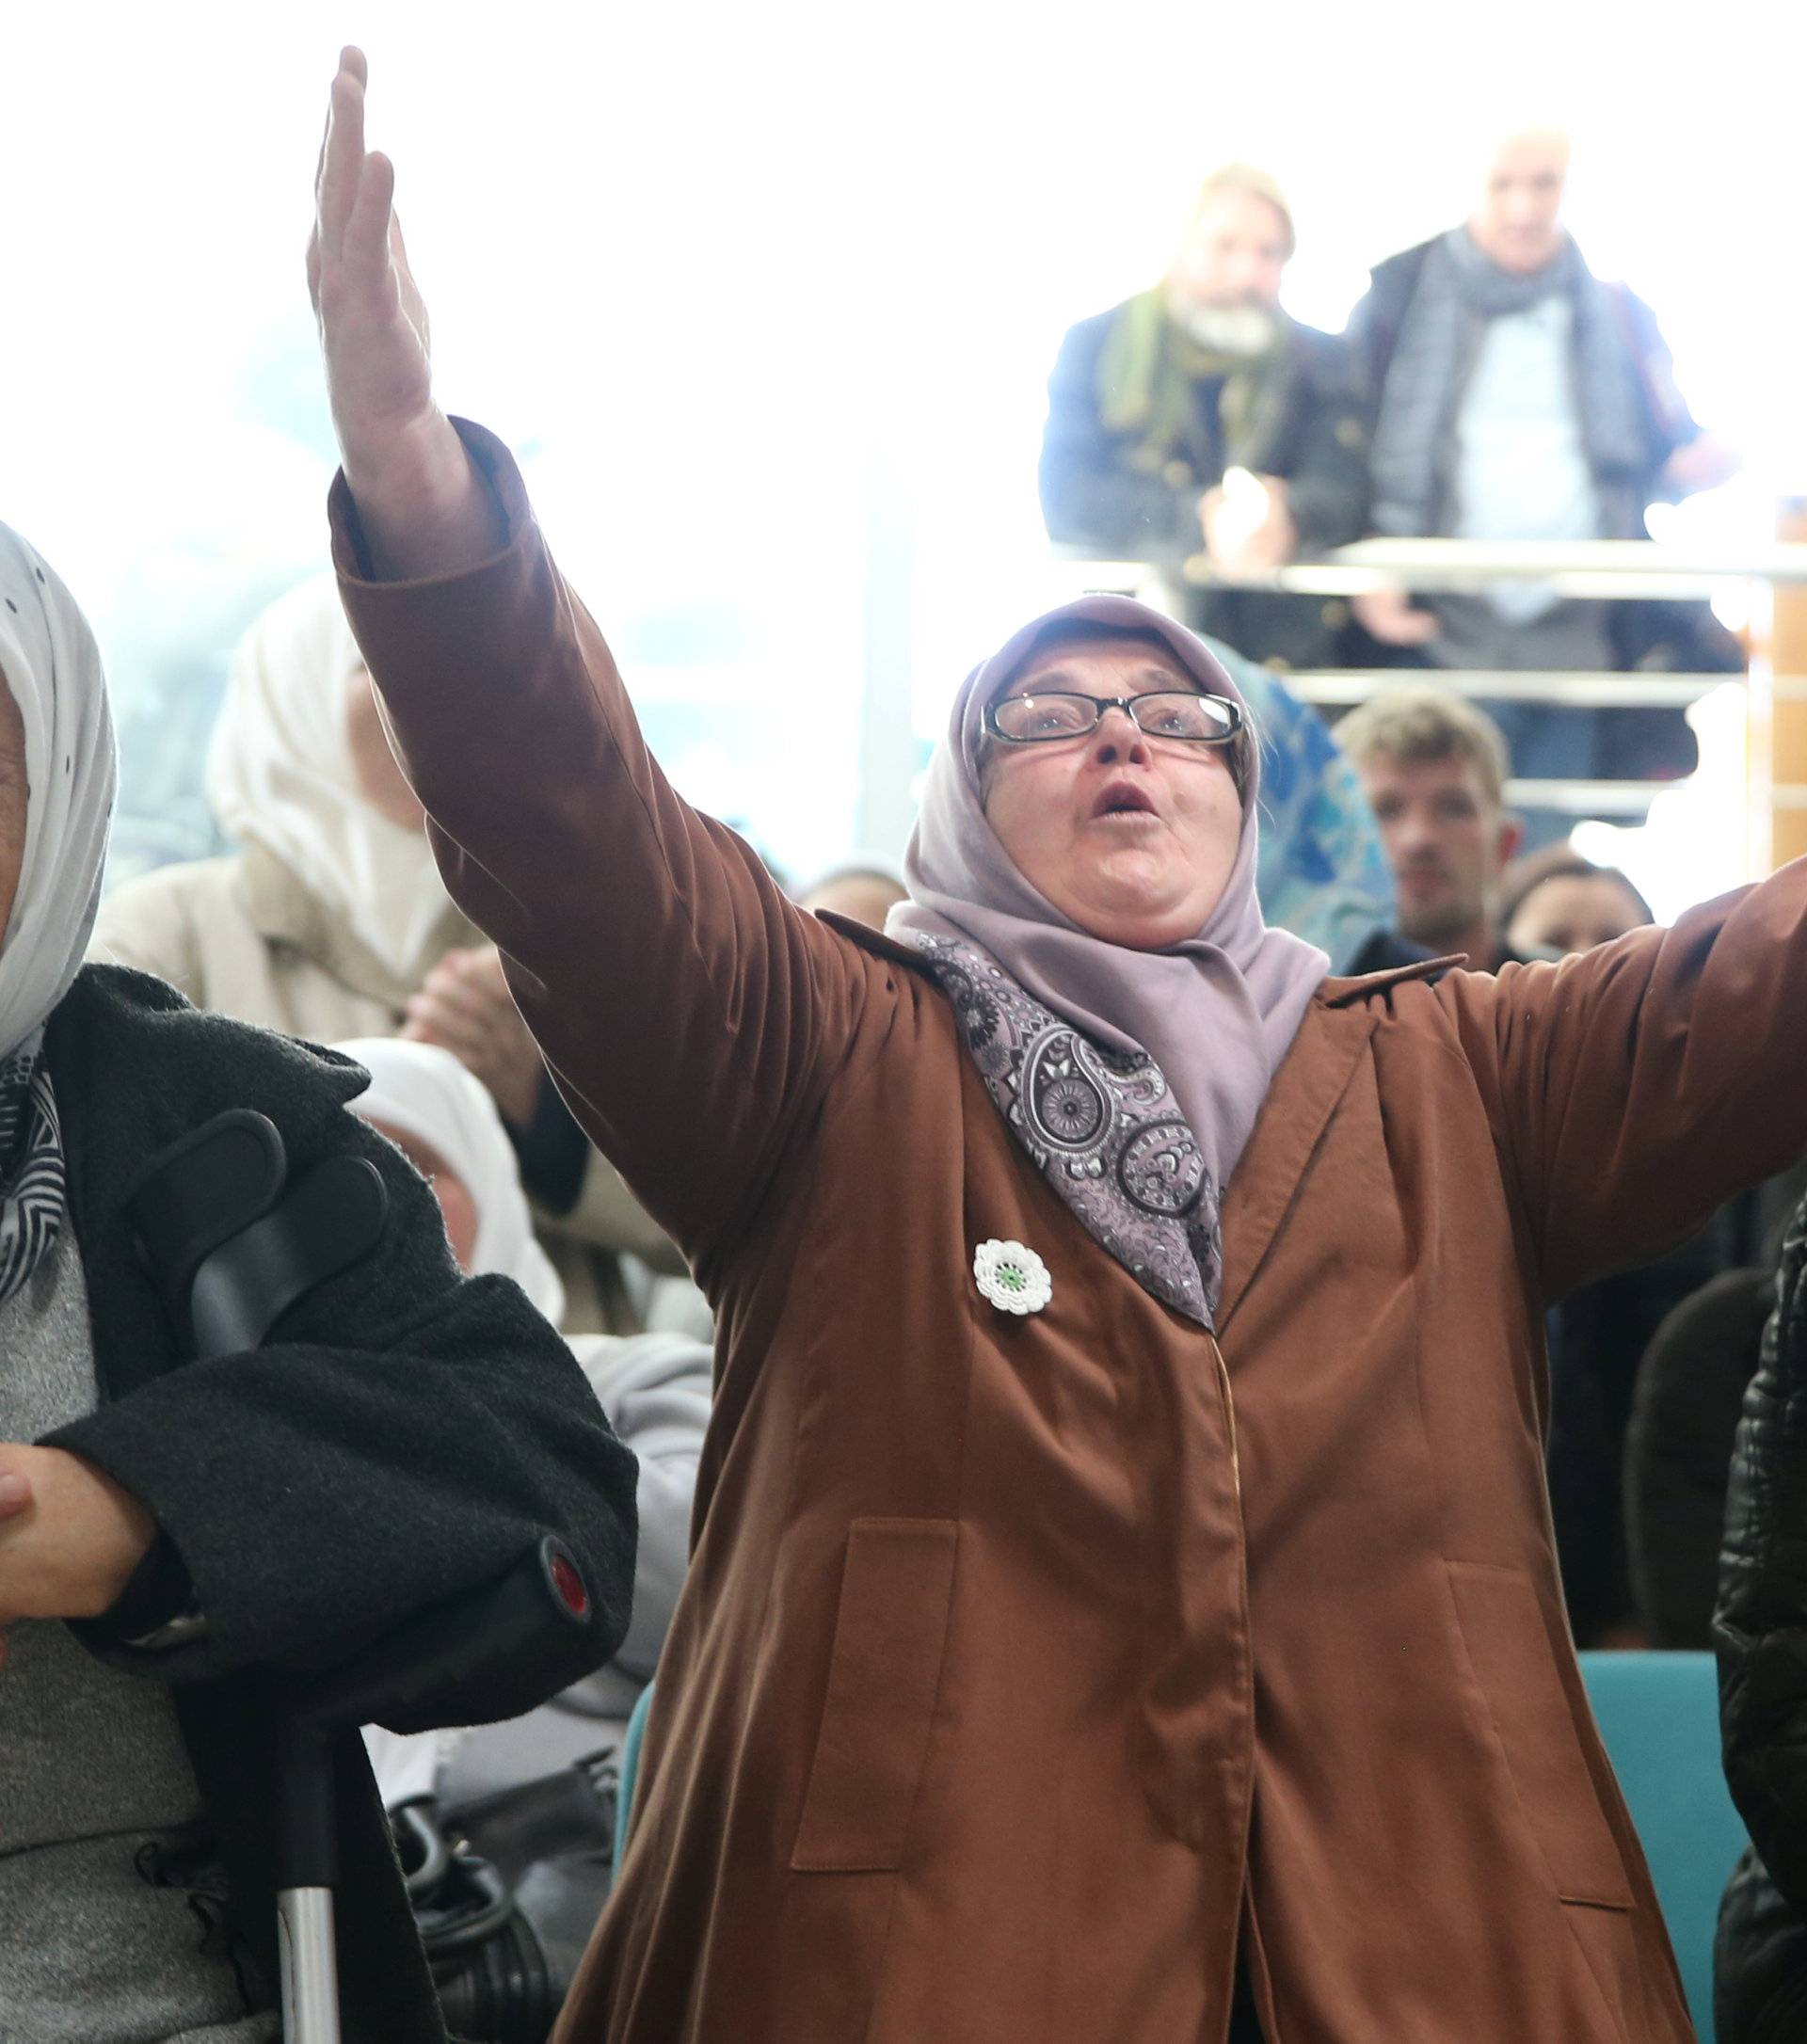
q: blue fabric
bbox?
[1210,641,1398,974]
[1578,1650,1750,2040]
[614,1681,656,1876]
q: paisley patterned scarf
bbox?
[918,934,1219,1325]
[891,596,1329,1327]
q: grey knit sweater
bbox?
[0,1235,277,2042]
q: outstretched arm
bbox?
[1441,862,1807,1302]
[309,46,498,581]
[309,52,887,1271]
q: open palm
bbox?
[308,47,492,577]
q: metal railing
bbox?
[1059,537,1807,600]
[1054,537,1807,840]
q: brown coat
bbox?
[335,426,1807,2043]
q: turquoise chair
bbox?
[613,1681,656,1876]
[1580,1650,1750,2041]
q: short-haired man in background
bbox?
[1344,124,1740,813]
[1039,164,1368,669]
[1337,685,1528,971]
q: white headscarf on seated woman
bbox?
[0,526,116,1301]
[0,530,116,1056]
[207,571,456,985]
[334,1034,566,1324]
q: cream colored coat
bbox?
[89,843,684,1332]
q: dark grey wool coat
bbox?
[32,964,639,2043]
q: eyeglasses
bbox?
[983,690,1243,745]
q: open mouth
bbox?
[1092,780,1159,822]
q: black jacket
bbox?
[38,965,640,2043]
[1714,1194,1807,2041]
[1625,1267,1775,1650]
[1037,300,1368,668]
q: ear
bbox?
[1497,816,1525,869]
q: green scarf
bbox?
[1096,288,1292,483]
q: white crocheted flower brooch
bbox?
[973,1238,1052,1316]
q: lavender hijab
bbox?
[888,596,1328,1322]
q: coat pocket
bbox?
[1447,1561,1635,1910]
[791,1517,958,1874]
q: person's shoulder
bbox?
[88,854,248,957]
[52,963,369,1148]
[1055,301,1131,359]
[1283,313,1347,357]
[811,908,942,982]
[1367,235,1439,288]
[94,854,243,918]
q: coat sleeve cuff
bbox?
[509,1072,590,1217]
[328,417,530,588]
[79,1526,209,1653]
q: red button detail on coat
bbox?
[550,1552,590,1619]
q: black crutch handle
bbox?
[127,1110,288,1348]
[189,1154,387,1357]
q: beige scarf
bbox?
[207,573,462,985]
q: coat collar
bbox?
[1319,953,1463,1004]
[1214,958,1454,1332]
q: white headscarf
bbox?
[0,524,116,1057]
[335,1036,566,1325]
[208,573,454,983]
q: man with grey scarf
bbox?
[1344,125,1738,825]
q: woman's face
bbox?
[344,666,426,834]
[981,637,1243,950]
[0,668,28,948]
[364,1115,478,1270]
[1506,872,1650,957]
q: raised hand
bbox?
[402,944,548,1130]
[309,46,501,579]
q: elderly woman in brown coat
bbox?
[311,53,1807,2044]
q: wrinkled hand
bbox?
[402,945,546,1129]
[1351,586,1440,647]
[0,1445,156,1673]
[309,46,498,578]
[1200,471,1297,574]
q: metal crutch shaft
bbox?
[275,1719,344,2044]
